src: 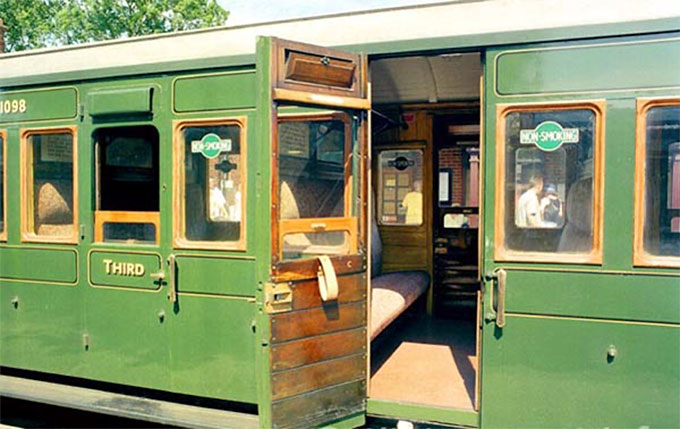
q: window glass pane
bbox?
[643,105,680,257]
[96,126,159,212]
[183,124,243,242]
[378,149,423,225]
[0,135,4,235]
[103,222,155,244]
[29,132,74,237]
[503,109,595,253]
[282,231,350,260]
[279,117,350,220]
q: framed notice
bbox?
[40,134,72,163]
[279,122,310,158]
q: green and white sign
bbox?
[191,133,232,159]
[519,121,579,152]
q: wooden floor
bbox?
[369,316,477,410]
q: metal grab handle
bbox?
[150,271,165,280]
[496,269,507,328]
[168,254,177,303]
[317,255,339,301]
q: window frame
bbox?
[20,126,79,244]
[0,130,6,242]
[173,116,248,251]
[273,111,359,261]
[633,97,680,268]
[494,100,605,264]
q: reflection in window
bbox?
[503,109,596,254]
[27,132,75,238]
[378,150,423,225]
[278,114,359,259]
[182,124,243,243]
[643,105,680,257]
[103,222,156,244]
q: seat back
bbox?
[558,178,593,252]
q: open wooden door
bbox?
[257,37,370,428]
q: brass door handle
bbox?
[168,254,177,303]
[496,269,506,328]
[150,271,165,280]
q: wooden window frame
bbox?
[20,126,79,244]
[273,111,359,261]
[494,101,605,264]
[173,116,247,251]
[633,97,680,268]
[0,130,6,241]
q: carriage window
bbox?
[176,120,245,249]
[22,129,77,242]
[497,105,602,262]
[638,103,680,261]
[278,113,359,259]
[378,149,424,226]
[0,132,5,240]
[93,126,159,244]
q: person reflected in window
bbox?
[541,183,563,227]
[209,177,229,221]
[402,179,423,225]
[516,172,543,228]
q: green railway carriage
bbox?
[0,1,679,427]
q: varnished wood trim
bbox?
[94,211,160,243]
[271,37,366,100]
[172,116,247,251]
[20,126,78,244]
[493,100,606,264]
[633,97,680,268]
[279,217,358,257]
[273,88,370,111]
[477,76,485,280]
[0,130,6,241]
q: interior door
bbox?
[256,37,371,428]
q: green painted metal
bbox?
[0,87,78,124]
[0,247,78,284]
[88,87,154,117]
[481,34,680,429]
[173,71,256,113]
[89,250,162,290]
[175,256,256,296]
[496,37,680,95]
[323,412,366,429]
[481,316,679,428]
[367,399,479,427]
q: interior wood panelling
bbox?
[271,327,367,371]
[273,254,365,282]
[271,301,366,343]
[270,380,365,429]
[271,353,365,400]
[291,272,366,310]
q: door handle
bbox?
[496,269,506,328]
[484,268,507,328]
[167,254,177,303]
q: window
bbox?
[93,126,159,244]
[0,130,6,241]
[495,102,604,263]
[21,127,78,243]
[634,99,680,267]
[277,112,360,260]
[174,118,246,249]
[378,149,424,226]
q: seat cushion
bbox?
[370,271,429,340]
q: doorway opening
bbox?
[368,52,482,412]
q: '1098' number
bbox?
[0,99,27,114]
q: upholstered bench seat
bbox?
[370,271,430,340]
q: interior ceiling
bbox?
[370,53,482,105]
